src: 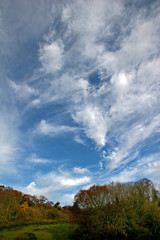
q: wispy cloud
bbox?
[73,167,89,174]
[0,80,20,178]
[9,80,37,100]
[31,0,160,151]
[27,153,52,164]
[108,153,160,183]
[35,119,76,137]
[1,0,160,205]
[72,105,108,147]
[103,114,160,171]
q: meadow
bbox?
[0,224,77,240]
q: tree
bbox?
[74,185,109,209]
[0,186,66,227]
[73,179,160,240]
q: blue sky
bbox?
[0,0,160,205]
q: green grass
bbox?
[47,224,77,240]
[0,224,77,240]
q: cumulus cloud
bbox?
[36,171,91,188]
[25,181,76,205]
[21,169,92,205]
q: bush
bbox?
[14,232,37,240]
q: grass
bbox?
[48,224,77,240]
[0,223,77,240]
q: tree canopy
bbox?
[72,178,160,240]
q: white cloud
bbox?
[62,0,124,62]
[74,135,87,146]
[33,0,160,151]
[20,169,92,204]
[25,181,75,205]
[109,153,160,183]
[60,176,90,187]
[0,0,53,58]
[35,119,76,136]
[0,80,20,177]
[1,0,160,203]
[25,182,53,197]
[100,5,160,73]
[104,114,160,171]
[23,153,160,204]
[60,193,75,206]
[27,153,51,164]
[0,117,19,177]
[36,171,91,189]
[30,75,89,109]
[73,167,88,174]
[9,80,37,100]
[39,41,64,73]
[18,0,160,164]
[73,105,108,147]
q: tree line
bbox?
[0,185,69,228]
[0,178,160,239]
[70,178,160,240]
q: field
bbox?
[0,224,77,240]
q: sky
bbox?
[0,0,160,206]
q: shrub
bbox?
[14,232,37,240]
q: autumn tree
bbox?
[74,185,109,209]
[73,179,160,240]
[0,186,66,228]
[0,186,22,225]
